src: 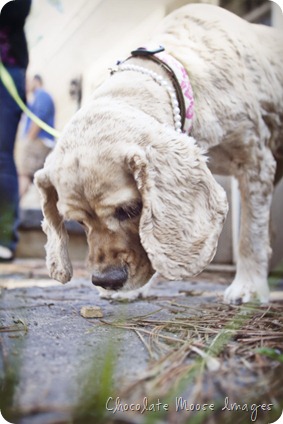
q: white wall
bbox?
[25,0,197,128]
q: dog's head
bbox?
[34,100,228,292]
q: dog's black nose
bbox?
[91,266,128,290]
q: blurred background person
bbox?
[18,74,56,197]
[0,0,31,262]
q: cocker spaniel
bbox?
[34,4,283,304]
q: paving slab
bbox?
[0,260,282,424]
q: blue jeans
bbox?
[0,66,26,252]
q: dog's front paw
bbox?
[96,285,152,302]
[224,280,256,305]
[96,276,158,302]
[224,276,270,305]
[101,289,144,302]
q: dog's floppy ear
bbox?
[34,167,73,284]
[126,128,228,280]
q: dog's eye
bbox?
[114,201,142,221]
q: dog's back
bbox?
[151,4,283,155]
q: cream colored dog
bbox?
[34,4,283,304]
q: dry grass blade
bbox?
[0,319,28,333]
[101,301,283,410]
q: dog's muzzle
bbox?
[91,265,128,290]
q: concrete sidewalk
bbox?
[0,260,282,424]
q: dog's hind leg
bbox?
[224,147,276,304]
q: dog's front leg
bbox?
[224,148,276,304]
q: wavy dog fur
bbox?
[35,4,283,304]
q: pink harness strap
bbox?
[156,51,194,134]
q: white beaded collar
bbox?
[110,48,194,135]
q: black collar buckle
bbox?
[131,46,165,56]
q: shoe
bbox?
[0,245,14,262]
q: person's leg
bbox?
[0,67,26,257]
